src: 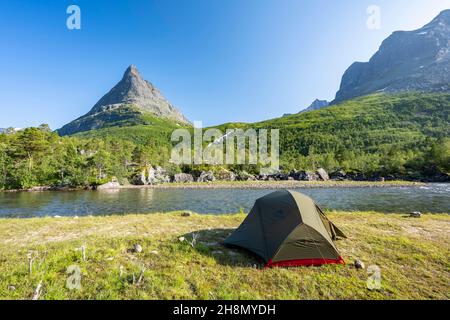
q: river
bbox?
[0,184,449,218]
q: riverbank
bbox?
[127,180,425,190]
[1,180,426,192]
[0,211,448,300]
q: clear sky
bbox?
[1,0,449,129]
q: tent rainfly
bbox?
[224,190,347,267]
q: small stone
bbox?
[410,211,422,218]
[354,259,365,270]
[150,250,159,255]
[133,244,143,253]
[178,237,186,242]
[8,285,16,291]
[181,211,192,217]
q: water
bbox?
[0,184,448,218]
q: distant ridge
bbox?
[283,99,329,117]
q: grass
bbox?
[0,211,448,300]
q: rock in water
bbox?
[57,65,189,135]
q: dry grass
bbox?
[0,211,448,300]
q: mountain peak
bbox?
[57,66,190,135]
[301,99,329,113]
[430,9,450,24]
[123,64,141,79]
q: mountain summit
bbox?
[58,65,189,135]
[333,9,450,103]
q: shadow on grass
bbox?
[181,228,265,267]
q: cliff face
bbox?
[334,10,450,103]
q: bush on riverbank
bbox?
[0,211,448,300]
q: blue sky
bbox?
[1,0,449,129]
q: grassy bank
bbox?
[0,211,448,300]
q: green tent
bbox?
[224,190,346,267]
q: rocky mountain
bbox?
[58,65,189,136]
[301,99,329,112]
[283,99,329,117]
[333,9,450,103]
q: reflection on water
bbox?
[0,184,449,218]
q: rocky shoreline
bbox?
[125,180,425,190]
[0,180,426,192]
[1,167,442,192]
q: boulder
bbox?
[147,166,157,184]
[410,211,422,218]
[316,168,330,181]
[132,244,143,253]
[271,172,289,181]
[330,170,346,181]
[354,259,365,270]
[257,174,268,181]
[181,211,192,217]
[97,180,121,190]
[289,170,303,181]
[290,171,319,181]
[145,166,171,184]
[132,169,148,185]
[28,186,51,191]
[235,171,256,181]
[154,166,171,183]
[346,172,366,181]
[173,173,194,183]
[197,171,216,182]
[215,169,236,181]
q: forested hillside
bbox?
[0,93,449,190]
[216,93,450,179]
